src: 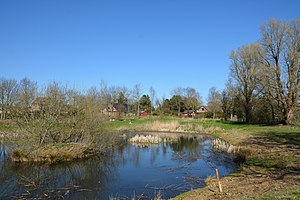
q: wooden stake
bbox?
[215,168,223,193]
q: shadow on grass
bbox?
[242,129,300,179]
[257,131,300,146]
[217,120,290,127]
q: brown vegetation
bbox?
[5,81,116,163]
[11,143,94,163]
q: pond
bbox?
[0,133,237,199]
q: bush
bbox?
[13,84,116,163]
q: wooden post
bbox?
[215,168,223,193]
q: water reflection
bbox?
[169,136,202,162]
[0,152,118,199]
[0,135,237,199]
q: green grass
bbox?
[107,116,299,136]
[107,116,178,131]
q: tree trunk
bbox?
[285,107,295,125]
[137,102,140,116]
[244,102,252,123]
[269,103,275,123]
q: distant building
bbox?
[182,110,195,117]
[139,110,148,116]
[196,106,210,114]
[102,104,119,118]
[102,103,133,118]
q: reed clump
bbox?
[129,134,162,144]
[212,138,240,154]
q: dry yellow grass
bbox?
[136,120,180,131]
[212,138,240,154]
[11,142,94,163]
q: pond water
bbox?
[0,134,237,199]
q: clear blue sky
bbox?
[1,0,299,101]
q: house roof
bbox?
[103,104,118,112]
[197,106,211,112]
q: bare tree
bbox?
[17,77,37,108]
[99,80,111,111]
[207,87,222,119]
[66,87,81,108]
[171,87,184,117]
[260,19,300,124]
[18,82,112,150]
[115,91,128,116]
[183,87,202,116]
[221,82,236,121]
[155,98,162,116]
[109,85,120,105]
[0,78,19,119]
[149,86,156,116]
[155,95,166,116]
[86,86,100,114]
[221,90,231,120]
[230,42,262,123]
[132,84,142,116]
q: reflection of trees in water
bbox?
[172,137,201,152]
[114,142,161,168]
[113,137,228,170]
[0,146,7,161]
[0,138,237,199]
[150,144,160,165]
[116,144,141,168]
[170,137,202,163]
[0,143,11,161]
[0,144,15,198]
[0,152,119,199]
[162,142,168,157]
[168,138,237,176]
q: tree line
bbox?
[222,19,300,125]
[0,77,204,119]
